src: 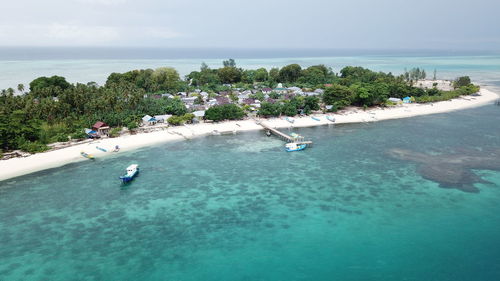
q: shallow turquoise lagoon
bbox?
[1,105,500,281]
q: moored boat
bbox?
[80,151,95,159]
[326,115,336,122]
[285,142,307,152]
[96,146,107,152]
[120,164,139,183]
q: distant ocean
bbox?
[1,47,500,91]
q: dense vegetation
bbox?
[0,60,479,154]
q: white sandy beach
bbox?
[1,88,498,181]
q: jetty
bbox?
[257,121,313,146]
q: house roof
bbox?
[92,121,108,129]
[142,115,156,122]
[193,110,205,117]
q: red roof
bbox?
[92,121,108,129]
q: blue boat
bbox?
[285,142,307,152]
[311,116,321,121]
[119,164,139,183]
[96,146,107,152]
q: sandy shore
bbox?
[1,88,498,181]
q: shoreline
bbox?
[1,87,499,182]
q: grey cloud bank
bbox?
[1,0,499,50]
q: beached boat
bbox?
[80,151,95,159]
[96,146,107,152]
[326,115,336,123]
[285,117,295,123]
[311,116,321,121]
[285,142,307,152]
[120,164,139,183]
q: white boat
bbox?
[120,164,139,183]
[285,142,307,152]
[285,117,295,123]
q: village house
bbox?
[154,114,172,123]
[215,96,230,105]
[142,115,157,126]
[92,121,110,136]
[262,87,272,94]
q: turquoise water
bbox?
[1,51,500,90]
[1,104,500,280]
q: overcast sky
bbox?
[1,0,499,50]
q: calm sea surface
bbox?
[1,104,500,280]
[1,48,500,90]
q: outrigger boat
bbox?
[80,151,95,159]
[285,142,307,152]
[96,146,107,152]
[120,164,139,183]
[326,115,336,123]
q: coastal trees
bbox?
[258,102,282,117]
[323,84,353,109]
[254,68,269,82]
[218,66,242,84]
[278,64,302,83]
[205,104,244,121]
[29,76,71,97]
[454,76,472,88]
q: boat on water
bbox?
[285,117,295,123]
[285,142,307,152]
[80,151,95,159]
[120,164,139,183]
[326,115,336,122]
[311,116,321,121]
[96,146,107,152]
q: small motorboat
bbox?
[326,115,336,123]
[311,116,321,121]
[285,142,307,152]
[80,151,95,159]
[120,164,139,183]
[285,117,295,123]
[96,146,107,152]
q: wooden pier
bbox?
[258,121,313,146]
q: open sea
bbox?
[1,48,500,280]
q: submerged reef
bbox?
[387,147,500,193]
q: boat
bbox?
[120,164,139,183]
[285,117,295,123]
[80,151,95,159]
[311,116,321,121]
[326,115,336,123]
[96,146,107,152]
[285,142,307,152]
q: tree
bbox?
[205,104,244,121]
[454,76,471,88]
[323,84,353,109]
[269,68,280,83]
[258,102,282,117]
[218,66,242,84]
[254,68,269,82]
[278,64,302,83]
[152,67,181,92]
[17,84,24,94]
[223,59,236,68]
[29,76,71,96]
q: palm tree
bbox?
[17,84,24,94]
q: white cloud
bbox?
[75,0,127,5]
[0,23,182,46]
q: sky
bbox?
[1,0,499,50]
